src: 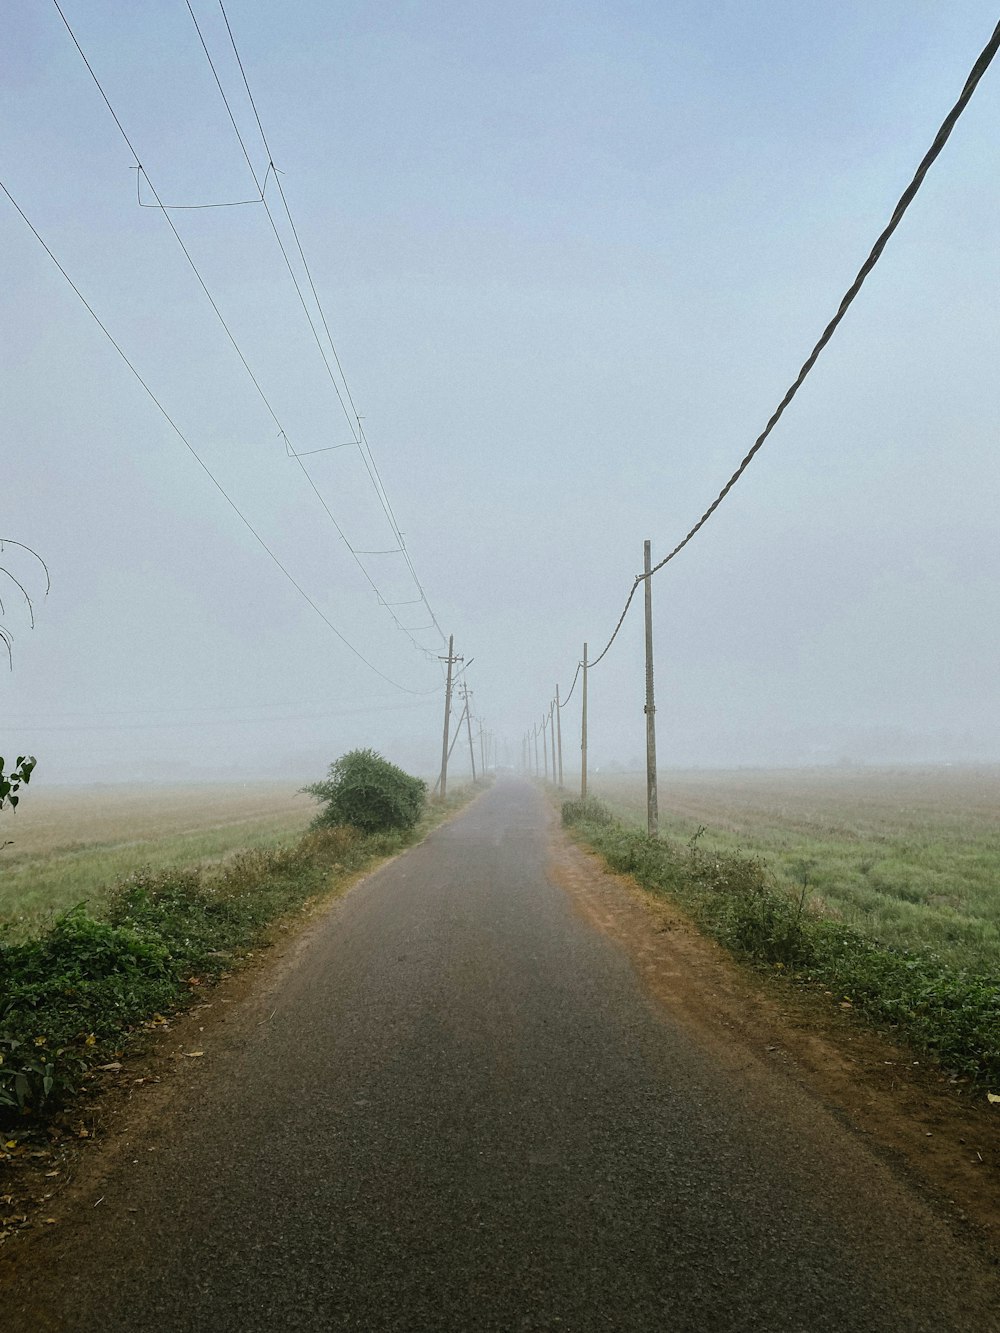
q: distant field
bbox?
[0,783,313,934]
[589,767,1000,971]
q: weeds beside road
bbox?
[0,783,312,936]
[1,786,477,1122]
[562,798,1000,1090]
[589,768,1000,973]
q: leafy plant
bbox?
[561,797,614,827]
[0,755,36,811]
[0,1034,86,1114]
[303,749,426,835]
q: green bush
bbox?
[717,883,816,966]
[561,797,615,827]
[303,749,426,835]
[0,905,177,1113]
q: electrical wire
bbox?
[217,0,446,646]
[181,0,440,659]
[0,177,440,697]
[558,661,582,708]
[52,0,437,663]
[588,15,1000,670]
[6,697,438,732]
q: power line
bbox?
[52,0,436,663]
[216,0,446,646]
[135,158,272,208]
[5,698,438,732]
[588,16,1000,670]
[3,695,431,719]
[0,177,439,698]
[181,0,439,659]
[558,661,582,708]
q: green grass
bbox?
[563,798,1000,1088]
[590,768,1000,971]
[0,784,312,937]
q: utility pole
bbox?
[643,540,659,838]
[533,722,540,777]
[581,641,589,800]
[438,635,461,800]
[555,684,564,788]
[542,713,549,780]
[479,723,486,777]
[460,683,477,782]
[548,700,556,784]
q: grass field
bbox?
[589,767,1000,971]
[0,783,313,936]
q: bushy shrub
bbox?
[561,797,615,827]
[303,749,426,835]
[0,905,177,1113]
[717,883,816,966]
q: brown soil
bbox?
[548,821,1000,1256]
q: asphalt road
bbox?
[9,779,998,1331]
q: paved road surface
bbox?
[8,780,998,1330]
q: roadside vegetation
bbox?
[0,755,464,1122]
[562,794,1000,1088]
[589,768,1000,972]
[0,782,312,936]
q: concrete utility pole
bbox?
[479,724,486,777]
[542,713,549,781]
[533,722,540,777]
[581,641,589,800]
[548,700,557,784]
[438,635,461,800]
[555,685,564,788]
[643,540,659,838]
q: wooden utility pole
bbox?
[438,635,460,800]
[643,540,659,838]
[460,683,477,781]
[581,641,589,799]
[449,703,467,763]
[557,682,565,783]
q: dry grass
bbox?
[589,766,1000,970]
[0,783,312,935]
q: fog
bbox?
[3,2,999,786]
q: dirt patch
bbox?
[548,822,1000,1254]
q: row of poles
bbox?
[521,685,565,787]
[524,540,659,838]
[436,635,495,799]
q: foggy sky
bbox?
[3,1,999,785]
